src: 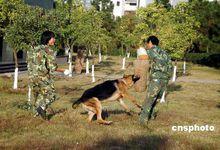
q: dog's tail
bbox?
[72,98,82,109]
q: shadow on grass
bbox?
[177,70,191,77]
[0,87,27,95]
[59,86,83,95]
[16,102,67,120]
[80,109,134,120]
[89,135,169,149]
[167,83,182,93]
[98,61,116,67]
[47,108,67,120]
[94,61,117,71]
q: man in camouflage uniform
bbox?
[139,36,173,124]
[26,46,39,110]
[27,31,59,120]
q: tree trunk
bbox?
[74,49,84,74]
[121,44,124,56]
[105,47,108,60]
[172,61,177,82]
[68,44,73,77]
[13,49,18,89]
[206,45,209,53]
[98,44,101,63]
[91,64,95,82]
[86,58,89,74]
[121,57,126,70]
[133,60,150,92]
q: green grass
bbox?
[0,56,219,149]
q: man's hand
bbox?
[63,69,71,75]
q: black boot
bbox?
[36,106,47,120]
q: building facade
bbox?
[111,0,188,17]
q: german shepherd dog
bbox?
[72,75,141,125]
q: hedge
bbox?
[185,53,220,68]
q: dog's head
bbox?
[122,74,140,87]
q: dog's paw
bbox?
[105,121,113,125]
[98,120,113,125]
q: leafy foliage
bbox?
[0,0,219,61]
[4,3,59,51]
[189,0,220,53]
[136,3,200,59]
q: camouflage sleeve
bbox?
[27,50,33,79]
[146,49,156,60]
[167,57,174,77]
[36,50,48,75]
[46,53,58,75]
[146,49,167,65]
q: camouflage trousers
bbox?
[31,78,57,114]
[140,78,168,121]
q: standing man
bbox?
[27,31,67,120]
[139,36,173,124]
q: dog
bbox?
[72,75,141,125]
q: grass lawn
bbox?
[0,56,219,149]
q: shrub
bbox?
[185,53,220,68]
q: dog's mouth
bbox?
[132,75,140,83]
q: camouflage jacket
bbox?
[27,46,40,81]
[27,45,57,82]
[146,46,173,80]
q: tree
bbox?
[91,0,115,32]
[189,0,220,53]
[135,2,200,59]
[155,0,171,9]
[54,0,84,76]
[114,14,139,56]
[73,8,109,63]
[2,0,29,89]
[0,0,24,36]
[55,1,109,72]
[4,2,59,89]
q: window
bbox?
[130,3,136,6]
[117,1,120,6]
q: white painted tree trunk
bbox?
[121,57,126,70]
[160,91,166,103]
[172,65,177,82]
[98,44,102,63]
[65,47,69,55]
[68,62,72,77]
[91,65,95,82]
[98,52,102,63]
[86,58,89,74]
[28,85,31,102]
[127,52,130,58]
[89,50,92,56]
[13,68,18,89]
[183,61,186,74]
[68,52,72,77]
